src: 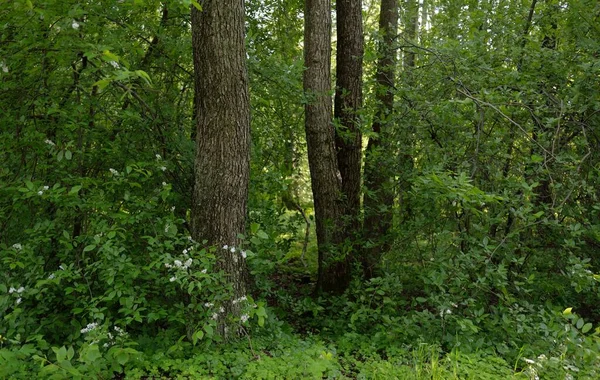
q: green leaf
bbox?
[102,50,119,62]
[203,324,213,337]
[53,346,67,362]
[68,185,82,195]
[134,70,152,84]
[582,323,593,334]
[83,244,96,252]
[530,154,544,163]
[57,150,64,161]
[107,231,116,239]
[563,307,573,315]
[65,150,72,160]
[81,344,102,364]
[576,318,584,329]
[94,78,112,90]
[191,0,202,11]
[192,330,204,345]
[257,230,268,239]
[116,350,129,365]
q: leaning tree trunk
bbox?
[335,0,364,239]
[362,0,398,279]
[191,0,250,338]
[304,0,346,294]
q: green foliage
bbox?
[1,0,600,378]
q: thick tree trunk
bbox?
[362,0,398,279]
[304,0,347,294]
[191,0,250,338]
[335,0,364,238]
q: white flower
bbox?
[45,139,55,146]
[59,264,65,270]
[183,249,188,254]
[160,166,167,171]
[81,322,98,334]
[37,191,43,195]
[109,168,118,176]
[16,298,22,305]
[12,243,22,250]
[17,287,25,293]
[109,61,119,69]
[201,269,207,274]
[9,287,16,294]
[230,247,236,253]
[211,313,218,320]
[1,61,8,73]
[43,186,49,190]
[165,263,172,268]
[219,307,225,313]
[240,314,249,323]
[174,260,182,267]
[114,326,125,336]
[233,296,247,305]
[48,273,55,280]
[204,302,214,308]
[184,258,192,268]
[72,20,79,29]
[162,182,167,186]
[169,276,177,282]
[241,250,247,259]
[523,358,535,364]
[155,154,161,160]
[103,343,109,348]
[222,245,228,250]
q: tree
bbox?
[304,0,347,293]
[190,0,251,337]
[334,0,364,238]
[362,0,398,279]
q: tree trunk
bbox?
[191,0,250,338]
[335,0,364,238]
[362,0,398,279]
[304,0,347,294]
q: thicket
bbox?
[1,0,599,378]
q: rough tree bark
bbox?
[191,0,250,338]
[304,0,346,294]
[335,0,364,236]
[362,0,398,279]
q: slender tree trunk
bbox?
[335,0,364,233]
[397,0,419,220]
[403,0,419,69]
[362,0,398,279]
[304,0,347,294]
[191,0,250,338]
